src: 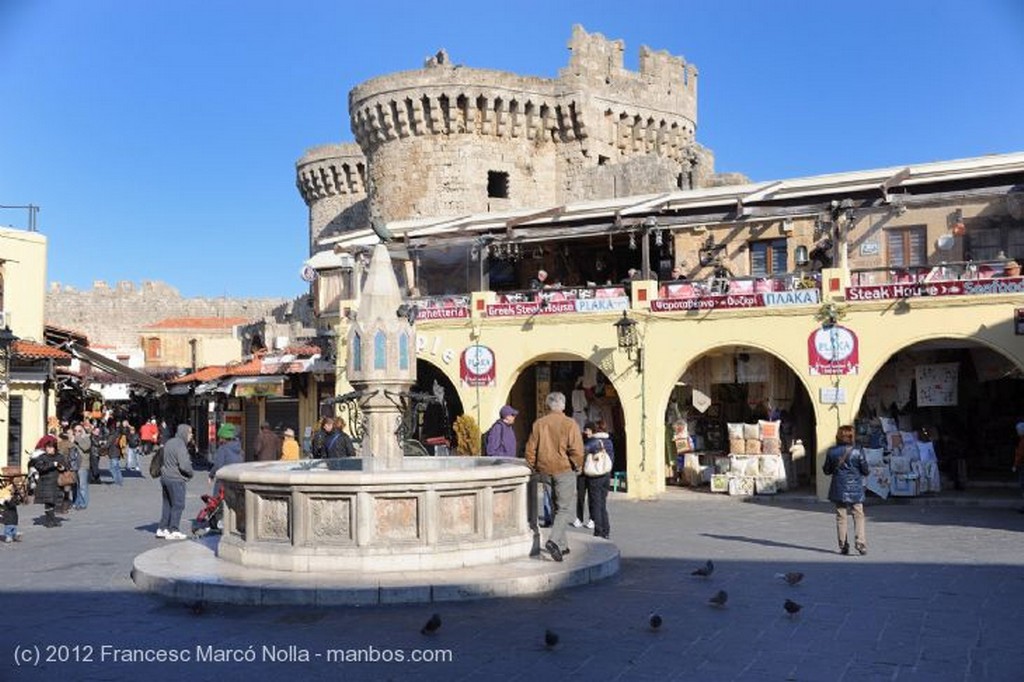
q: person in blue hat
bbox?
[484,405,519,457]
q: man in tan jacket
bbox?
[525,392,584,561]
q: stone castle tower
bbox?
[296,25,716,253]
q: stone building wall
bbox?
[297,25,724,250]
[46,279,294,349]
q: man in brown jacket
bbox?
[253,422,282,462]
[525,392,584,561]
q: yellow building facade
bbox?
[323,153,1024,501]
[1,226,57,470]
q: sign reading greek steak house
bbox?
[847,277,1024,301]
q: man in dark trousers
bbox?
[254,421,282,462]
[525,392,584,562]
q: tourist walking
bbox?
[311,416,355,458]
[281,428,300,460]
[72,423,92,509]
[582,420,614,539]
[254,421,282,462]
[525,392,584,562]
[1013,421,1024,513]
[157,424,193,540]
[484,405,518,457]
[30,436,66,528]
[140,417,159,455]
[125,424,142,472]
[823,424,869,555]
[107,425,124,486]
[209,423,243,496]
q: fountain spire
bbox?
[346,244,417,467]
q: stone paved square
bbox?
[2,472,1022,681]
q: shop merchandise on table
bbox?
[673,419,789,495]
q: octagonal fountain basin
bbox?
[214,456,533,573]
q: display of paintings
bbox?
[915,363,958,406]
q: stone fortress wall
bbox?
[296,25,721,251]
[46,279,295,349]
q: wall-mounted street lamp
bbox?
[613,311,642,372]
[795,245,810,267]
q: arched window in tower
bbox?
[398,333,409,371]
[374,330,387,371]
[352,332,362,371]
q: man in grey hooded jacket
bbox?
[157,424,193,540]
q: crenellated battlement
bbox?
[348,26,698,159]
[349,71,577,151]
[298,26,712,231]
[295,143,367,205]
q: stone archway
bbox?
[503,353,626,467]
[663,344,819,491]
[412,358,464,450]
[854,336,1024,488]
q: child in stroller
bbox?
[191,488,225,537]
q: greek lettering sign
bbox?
[808,325,859,375]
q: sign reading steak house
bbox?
[848,277,1024,301]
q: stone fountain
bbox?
[131,245,618,604]
[214,244,533,572]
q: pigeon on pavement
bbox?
[421,613,442,635]
[708,590,728,607]
[648,612,663,631]
[776,571,804,586]
[691,559,714,577]
[544,629,560,648]
[784,599,802,617]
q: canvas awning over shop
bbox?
[232,376,285,397]
[66,342,166,395]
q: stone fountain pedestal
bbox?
[215,457,533,572]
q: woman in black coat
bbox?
[31,435,65,528]
[822,424,869,555]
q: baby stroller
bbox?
[191,489,225,537]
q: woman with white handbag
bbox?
[582,421,615,539]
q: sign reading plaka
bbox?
[808,325,858,375]
[460,345,496,387]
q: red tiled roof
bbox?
[142,317,249,330]
[13,340,71,360]
[169,365,229,384]
[279,344,321,356]
[226,357,262,376]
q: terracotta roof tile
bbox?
[169,365,229,384]
[12,340,71,361]
[142,317,249,330]
[225,357,262,376]
[281,344,322,356]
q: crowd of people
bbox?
[484,393,615,563]
[0,412,175,544]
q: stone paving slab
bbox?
[2,471,1023,681]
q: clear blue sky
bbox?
[2,0,1022,299]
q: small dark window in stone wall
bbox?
[598,155,610,166]
[487,171,509,199]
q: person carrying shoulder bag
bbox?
[823,424,870,555]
